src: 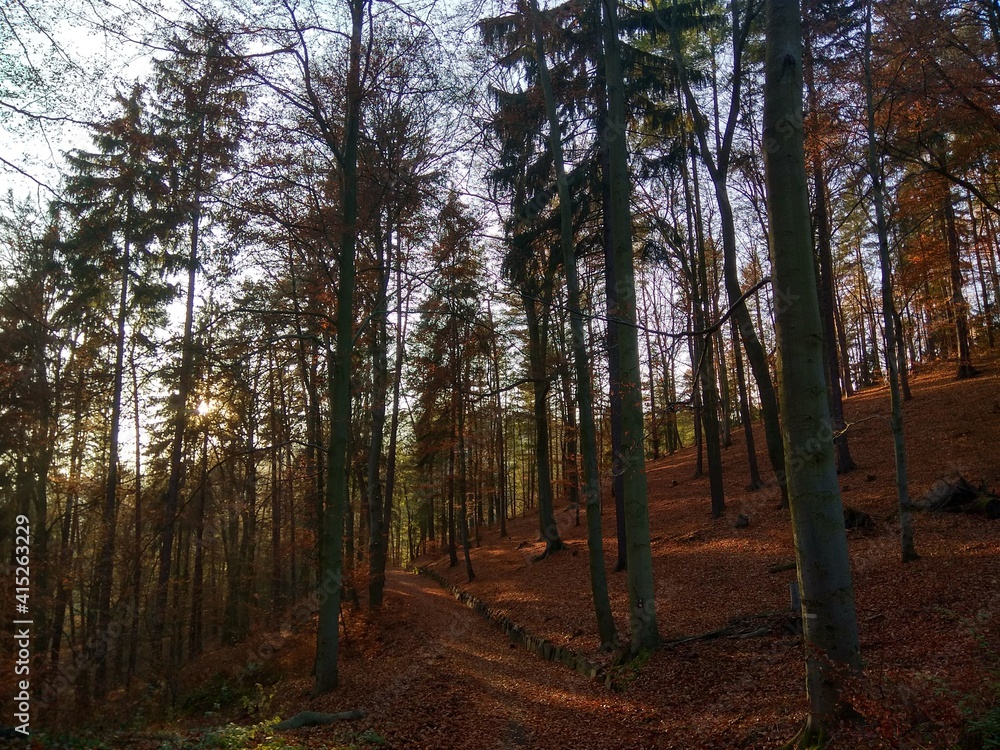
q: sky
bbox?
[1,0,181,200]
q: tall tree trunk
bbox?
[595,44,628,573]
[92,224,132,699]
[690,152,726,517]
[863,1,918,562]
[314,0,365,696]
[532,5,616,645]
[763,0,861,738]
[603,0,660,652]
[367,226,390,607]
[942,187,976,378]
[489,304,509,538]
[377,232,407,600]
[269,362,282,621]
[523,291,563,558]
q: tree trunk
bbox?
[269,361,282,621]
[489,304,509,538]
[523,290,563,557]
[153,161,204,677]
[690,152,726,517]
[834,296,854,396]
[92,224,131,699]
[532,4,616,645]
[731,320,763,489]
[863,1,918,563]
[603,0,660,652]
[942,188,976,378]
[377,231,406,601]
[763,0,862,736]
[367,226,390,607]
[314,0,365,696]
[448,437,458,567]
[457,358,476,583]
[595,44,628,573]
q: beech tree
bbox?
[602,0,661,652]
[762,0,861,740]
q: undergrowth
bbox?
[606,647,653,692]
[959,621,1000,749]
[179,661,278,719]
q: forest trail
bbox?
[285,570,659,749]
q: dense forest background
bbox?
[1,0,998,744]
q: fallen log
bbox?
[915,474,999,517]
[274,710,365,730]
[768,560,796,574]
[965,495,1000,519]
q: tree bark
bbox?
[763,0,862,736]
[603,0,660,652]
[595,42,628,573]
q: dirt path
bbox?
[282,570,658,750]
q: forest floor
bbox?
[33,354,1000,749]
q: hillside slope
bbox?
[415,356,1000,748]
[79,357,1000,749]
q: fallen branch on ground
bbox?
[664,611,796,646]
[274,710,366,730]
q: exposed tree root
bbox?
[664,610,794,646]
[532,538,565,562]
[776,718,828,749]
